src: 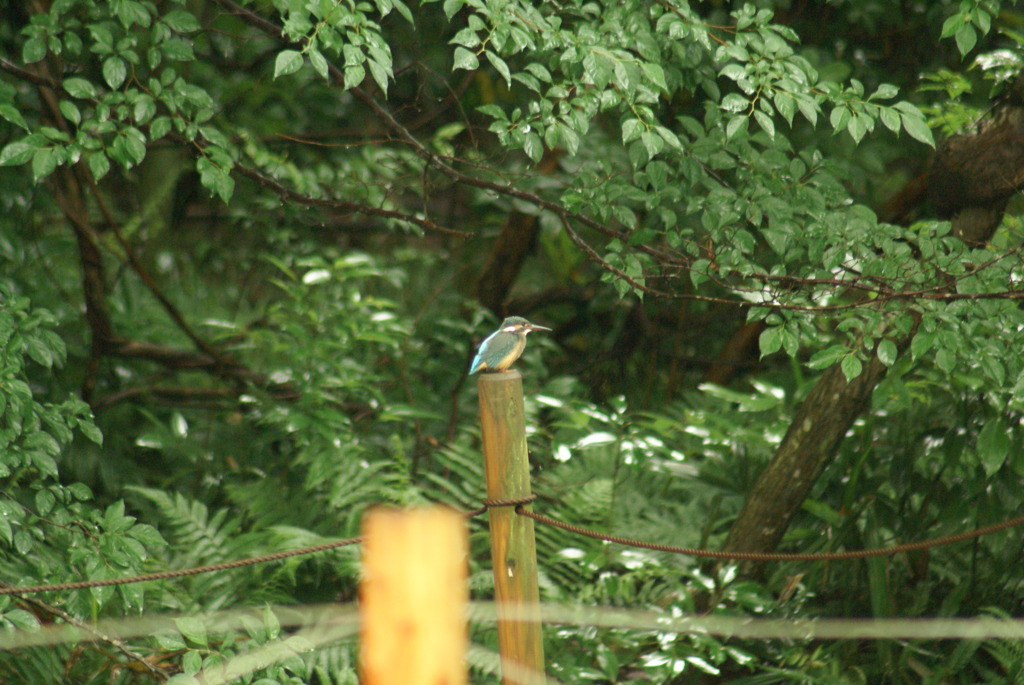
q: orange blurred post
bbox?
[360,506,468,685]
[478,370,546,685]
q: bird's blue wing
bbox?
[469,330,497,374]
[469,349,485,374]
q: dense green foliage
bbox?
[3,0,1024,682]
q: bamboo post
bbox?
[360,506,468,685]
[478,370,546,685]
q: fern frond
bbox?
[127,486,241,565]
[304,643,359,685]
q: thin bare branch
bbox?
[233,163,469,237]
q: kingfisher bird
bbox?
[469,316,551,374]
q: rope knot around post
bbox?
[482,494,538,509]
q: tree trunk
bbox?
[475,149,561,316]
[722,353,888,556]
[723,97,1024,560]
[703,320,764,386]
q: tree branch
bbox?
[74,164,239,367]
[208,0,684,268]
[4,587,171,681]
[0,57,53,87]
[232,163,469,237]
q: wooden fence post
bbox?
[478,370,546,685]
[360,506,468,685]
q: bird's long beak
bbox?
[527,324,552,332]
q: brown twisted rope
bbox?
[2,499,1021,595]
[0,537,362,596]
[463,495,538,517]
[516,507,1024,561]
[0,499,514,596]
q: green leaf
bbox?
[899,108,935,146]
[366,58,391,95]
[977,417,1010,476]
[450,27,480,48]
[121,127,147,166]
[645,160,668,189]
[847,113,866,143]
[443,0,465,18]
[621,118,643,144]
[0,141,37,166]
[721,93,748,112]
[452,47,479,71]
[64,78,98,99]
[29,450,58,479]
[79,419,104,445]
[391,0,414,24]
[781,324,799,356]
[935,347,955,372]
[879,106,901,133]
[940,12,964,39]
[273,50,304,79]
[840,353,863,382]
[103,500,135,533]
[719,63,747,81]
[196,156,235,203]
[641,62,668,92]
[955,23,977,55]
[871,83,899,100]
[640,130,664,158]
[523,63,550,84]
[910,329,934,359]
[35,490,55,516]
[88,152,110,180]
[795,93,818,126]
[103,57,128,89]
[308,49,328,80]
[344,64,365,89]
[163,8,201,33]
[759,326,783,357]
[111,0,151,28]
[807,344,849,370]
[4,610,39,632]
[977,9,992,34]
[774,91,796,125]
[485,50,511,86]
[522,131,542,163]
[979,355,1005,386]
[582,50,613,89]
[31,147,58,181]
[126,523,165,549]
[22,37,47,64]
[725,115,747,139]
[150,116,171,140]
[0,104,29,132]
[154,632,186,651]
[25,336,52,368]
[182,650,202,676]
[559,123,580,155]
[829,105,850,132]
[58,100,81,126]
[655,126,681,149]
[68,483,92,501]
[262,605,281,640]
[876,338,897,366]
[176,616,208,647]
[753,110,775,137]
